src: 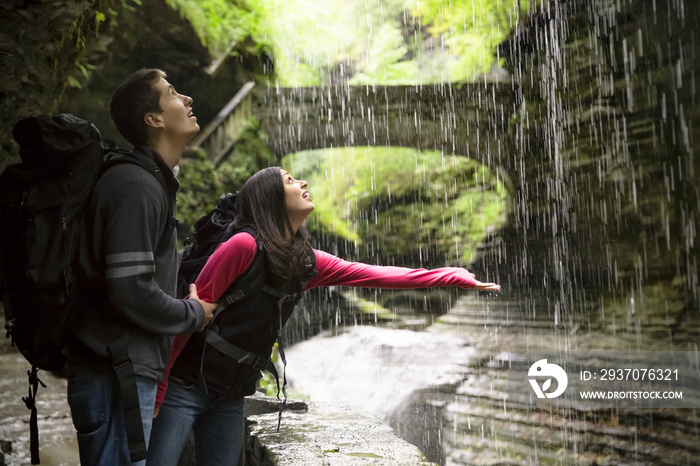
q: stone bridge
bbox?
[249,0,699,332]
[253,82,516,186]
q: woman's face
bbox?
[281,169,314,226]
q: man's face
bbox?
[153,78,199,143]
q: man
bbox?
[63,68,216,465]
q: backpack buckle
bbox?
[238,353,271,371]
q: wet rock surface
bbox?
[244,396,437,466]
[286,292,700,465]
[429,294,700,465]
[0,306,442,466]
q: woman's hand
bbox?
[469,273,501,291]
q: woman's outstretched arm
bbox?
[305,250,499,291]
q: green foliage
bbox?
[341,291,395,321]
[56,5,121,94]
[349,23,421,85]
[411,0,531,81]
[265,0,533,86]
[257,343,279,396]
[177,120,275,226]
[256,343,310,399]
[164,0,274,56]
[285,147,507,267]
[0,0,126,172]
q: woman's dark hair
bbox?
[110,68,165,146]
[232,166,313,287]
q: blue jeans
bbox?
[66,364,157,466]
[147,377,245,466]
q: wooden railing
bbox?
[189,81,255,165]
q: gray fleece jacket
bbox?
[66,145,204,381]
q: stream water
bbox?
[286,292,700,465]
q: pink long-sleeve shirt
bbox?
[156,231,476,407]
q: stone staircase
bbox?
[187,81,256,165]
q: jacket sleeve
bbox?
[305,250,477,290]
[103,184,204,335]
[193,231,257,302]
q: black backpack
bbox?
[177,192,254,300]
[177,192,284,308]
[0,113,111,371]
[0,113,150,464]
[177,193,316,429]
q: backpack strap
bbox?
[102,149,181,234]
[107,333,148,462]
[199,235,314,430]
[212,226,265,318]
[80,150,173,462]
[204,323,276,372]
[78,328,147,462]
[23,367,46,465]
[199,231,291,392]
[202,282,288,374]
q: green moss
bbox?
[340,291,395,321]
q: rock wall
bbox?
[483,0,700,334]
[0,0,268,170]
[0,0,123,170]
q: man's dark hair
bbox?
[110,68,166,146]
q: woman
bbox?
[147,167,499,465]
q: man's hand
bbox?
[469,273,501,291]
[189,283,216,331]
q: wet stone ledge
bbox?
[240,394,437,466]
[0,343,434,466]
